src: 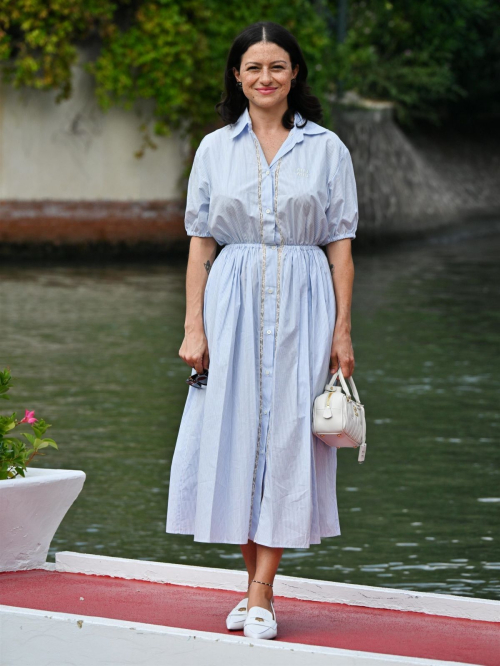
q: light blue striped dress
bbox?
[166,105,359,548]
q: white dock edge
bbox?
[55,551,500,623]
[0,605,479,666]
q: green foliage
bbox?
[332,0,500,124]
[0,0,336,152]
[0,0,116,101]
[0,0,498,146]
[0,369,59,481]
[0,367,12,400]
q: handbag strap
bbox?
[325,366,362,404]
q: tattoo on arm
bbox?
[204,259,212,275]
[329,262,335,277]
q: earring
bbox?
[291,78,297,88]
[236,81,243,89]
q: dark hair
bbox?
[215,21,323,130]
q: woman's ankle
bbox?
[243,578,253,598]
[248,580,274,600]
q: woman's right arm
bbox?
[179,236,217,374]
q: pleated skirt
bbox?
[166,242,341,548]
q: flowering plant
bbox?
[0,369,58,480]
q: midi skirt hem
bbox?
[165,527,342,549]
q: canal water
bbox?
[1,227,499,601]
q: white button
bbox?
[266,208,271,214]
[266,329,271,334]
[263,410,268,415]
[268,288,273,293]
[265,370,271,375]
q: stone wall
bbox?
[0,54,188,202]
[333,94,500,240]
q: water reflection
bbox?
[1,228,499,600]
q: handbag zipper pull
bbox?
[358,442,367,463]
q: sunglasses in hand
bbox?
[186,368,209,388]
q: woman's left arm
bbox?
[324,238,355,378]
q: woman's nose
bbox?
[259,69,273,83]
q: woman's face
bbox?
[234,41,299,112]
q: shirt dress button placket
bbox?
[248,160,280,540]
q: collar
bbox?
[229,106,326,139]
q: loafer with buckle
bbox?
[226,595,248,631]
[243,597,277,640]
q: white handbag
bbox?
[312,366,367,463]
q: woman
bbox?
[166,21,358,640]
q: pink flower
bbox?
[19,409,37,424]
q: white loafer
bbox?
[243,597,277,640]
[226,595,248,631]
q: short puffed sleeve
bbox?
[324,144,359,243]
[184,137,212,238]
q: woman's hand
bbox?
[179,322,210,374]
[330,327,355,378]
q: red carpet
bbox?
[1,569,499,665]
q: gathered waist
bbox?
[222,242,323,251]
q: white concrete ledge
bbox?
[0,605,474,666]
[55,551,500,623]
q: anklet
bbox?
[251,579,273,588]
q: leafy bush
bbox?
[333,0,500,124]
[0,369,58,480]
[0,0,498,143]
[0,0,335,152]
